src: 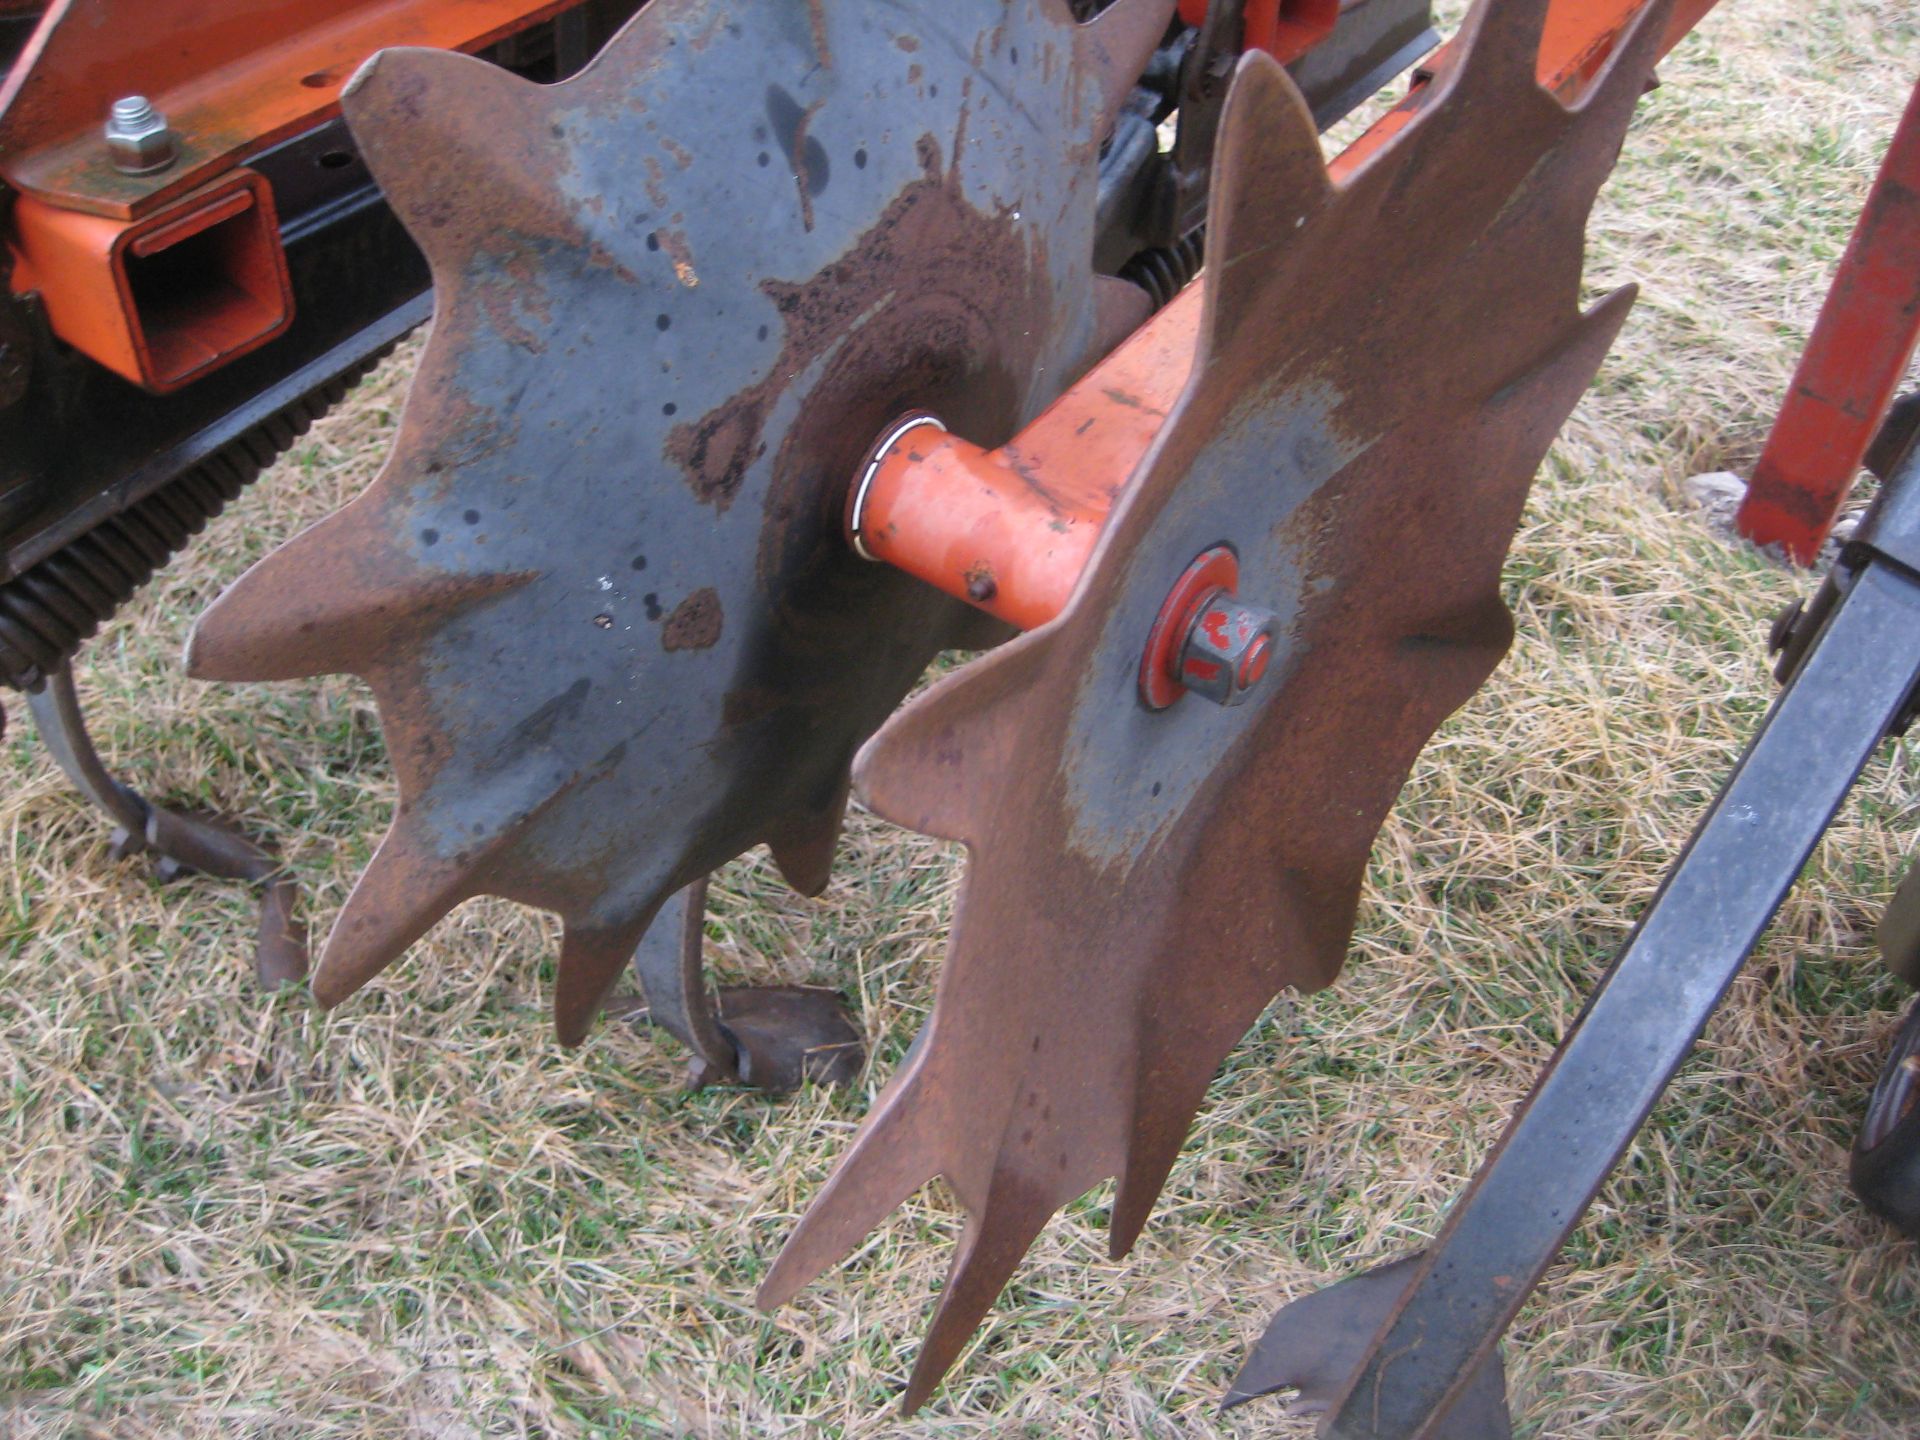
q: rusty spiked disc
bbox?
[188,0,1172,1046]
[760,0,1668,1409]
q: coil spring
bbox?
[1118,229,1206,312]
[0,356,386,693]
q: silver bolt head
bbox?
[104,96,176,174]
[1175,592,1277,706]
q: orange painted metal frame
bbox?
[1177,0,1342,65]
[0,0,576,220]
[1735,76,1920,565]
[10,167,293,391]
[853,0,1724,628]
[1,0,573,390]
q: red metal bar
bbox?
[852,0,1723,627]
[1735,78,1920,564]
[1176,0,1341,65]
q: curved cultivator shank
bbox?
[761,0,1667,1409]
[187,0,1169,1045]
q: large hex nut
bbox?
[104,97,177,175]
[1175,591,1277,706]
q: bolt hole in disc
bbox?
[1139,544,1238,709]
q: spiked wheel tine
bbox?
[340,46,557,271]
[186,509,367,680]
[178,0,1132,1053]
[1106,873,1358,1258]
[1202,53,1332,347]
[1108,1150,1185,1260]
[1108,1062,1249,1259]
[765,777,850,898]
[757,1064,946,1310]
[853,639,1050,845]
[1500,286,1638,452]
[1568,0,1674,114]
[553,916,657,1047]
[187,504,529,682]
[1447,0,1552,89]
[898,1187,1062,1415]
[1074,0,1179,140]
[313,817,478,1006]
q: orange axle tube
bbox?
[850,0,1721,628]
[850,311,1193,631]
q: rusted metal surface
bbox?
[623,876,751,1083]
[0,0,579,220]
[1328,0,1716,177]
[1735,77,1920,565]
[189,0,1173,1049]
[0,340,402,691]
[700,985,864,1091]
[761,0,1666,1409]
[1254,419,1920,1440]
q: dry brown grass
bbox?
[4,2,1920,1435]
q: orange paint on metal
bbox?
[851,308,1195,631]
[1322,0,1720,175]
[1176,0,1705,75]
[853,0,1721,629]
[0,0,576,221]
[1,0,570,390]
[1138,544,1238,709]
[1736,78,1920,564]
[1238,632,1273,687]
[1174,0,1340,64]
[9,168,293,391]
[852,422,1110,631]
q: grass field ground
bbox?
[4,2,1920,1435]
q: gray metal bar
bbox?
[1318,553,1920,1439]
